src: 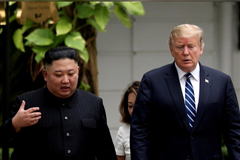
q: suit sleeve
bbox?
[130,74,151,160]
[0,96,22,144]
[223,76,240,159]
[95,98,117,160]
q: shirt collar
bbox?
[44,87,78,108]
[175,62,200,82]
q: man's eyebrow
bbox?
[54,70,62,73]
[54,69,76,73]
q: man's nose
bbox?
[183,46,189,55]
[62,75,69,83]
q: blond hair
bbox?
[168,24,205,48]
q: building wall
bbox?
[97,2,240,140]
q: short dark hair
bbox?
[44,46,78,67]
[119,81,140,124]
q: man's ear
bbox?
[169,46,174,57]
[42,69,47,82]
[77,66,80,76]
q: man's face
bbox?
[170,36,203,72]
[43,59,79,98]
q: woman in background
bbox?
[115,81,140,160]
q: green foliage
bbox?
[116,2,145,15]
[222,137,229,159]
[222,145,229,159]
[94,4,110,30]
[114,6,131,28]
[87,18,105,32]
[56,2,73,9]
[65,31,86,53]
[56,17,72,36]
[76,3,95,19]
[25,28,55,46]
[13,29,25,52]
[11,1,145,64]
[79,82,91,92]
[0,148,14,160]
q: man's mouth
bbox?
[183,59,191,62]
[61,86,70,91]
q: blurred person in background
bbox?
[115,81,140,160]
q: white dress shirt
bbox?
[175,62,200,112]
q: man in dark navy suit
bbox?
[130,24,240,160]
[1,46,117,160]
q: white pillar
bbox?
[219,2,235,76]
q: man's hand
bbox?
[12,100,41,133]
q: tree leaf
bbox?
[78,47,89,63]
[65,31,85,51]
[26,18,36,27]
[25,28,55,46]
[102,2,114,9]
[79,82,90,91]
[113,5,131,28]
[21,25,34,34]
[120,2,145,15]
[79,82,91,91]
[57,2,73,9]
[94,4,110,30]
[76,3,95,19]
[9,15,16,23]
[13,29,25,52]
[56,17,72,36]
[24,40,31,47]
[32,45,53,63]
[54,34,67,47]
[87,19,106,32]
[90,2,100,6]
[35,54,43,64]
[9,2,16,6]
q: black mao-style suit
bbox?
[1,88,116,160]
[130,62,240,160]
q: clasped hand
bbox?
[12,100,41,132]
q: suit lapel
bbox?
[192,65,211,132]
[165,63,190,131]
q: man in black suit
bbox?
[1,46,117,160]
[130,24,240,160]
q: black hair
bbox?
[44,46,78,67]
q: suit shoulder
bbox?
[18,88,45,99]
[77,89,101,100]
[202,65,230,78]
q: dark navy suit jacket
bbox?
[1,88,116,160]
[130,62,240,160]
